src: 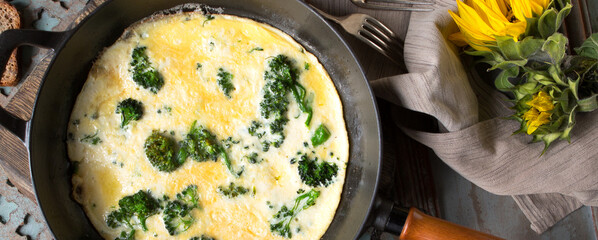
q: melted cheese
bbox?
[68,13,348,240]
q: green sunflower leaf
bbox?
[538,9,558,39]
[497,36,523,60]
[495,67,519,91]
[519,37,545,59]
[524,17,540,38]
[489,60,528,71]
[567,77,580,100]
[465,48,504,66]
[538,3,572,39]
[547,65,566,86]
[556,88,574,113]
[555,3,573,25]
[575,33,598,60]
[542,33,568,66]
[577,93,598,112]
[539,132,562,155]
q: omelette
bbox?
[67,11,348,240]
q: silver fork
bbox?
[310,5,406,70]
[351,0,435,11]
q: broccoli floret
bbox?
[177,185,199,208]
[264,55,312,126]
[217,182,249,198]
[310,124,331,147]
[248,120,264,138]
[107,210,127,229]
[221,137,240,149]
[163,185,200,236]
[244,152,263,164]
[130,46,164,94]
[106,190,160,232]
[297,154,338,187]
[116,98,143,128]
[144,131,183,172]
[262,141,270,152]
[217,68,235,98]
[259,55,313,149]
[270,189,320,238]
[115,230,135,240]
[269,118,287,148]
[163,200,194,235]
[261,55,293,120]
[179,121,242,177]
[179,121,220,162]
[190,235,215,240]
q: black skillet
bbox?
[0,0,502,239]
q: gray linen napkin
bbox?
[370,0,597,233]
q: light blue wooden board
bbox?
[430,153,596,240]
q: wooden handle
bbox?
[400,207,504,240]
[0,57,52,203]
[0,126,35,201]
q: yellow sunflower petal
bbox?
[523,108,539,122]
[470,0,508,31]
[530,0,550,16]
[468,0,490,25]
[456,0,499,38]
[526,91,555,112]
[527,111,551,134]
[526,122,539,134]
[451,20,494,51]
[531,0,550,11]
[484,0,510,22]
[448,32,469,46]
[503,21,527,40]
[449,10,495,42]
[495,0,510,17]
[537,112,552,124]
[510,0,533,20]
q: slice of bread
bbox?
[0,1,20,86]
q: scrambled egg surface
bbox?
[67,13,348,240]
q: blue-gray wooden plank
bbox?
[1,0,88,239]
[430,153,597,240]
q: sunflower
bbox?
[522,91,554,134]
[448,0,550,51]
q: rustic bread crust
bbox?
[0,1,20,86]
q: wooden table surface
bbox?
[0,0,597,239]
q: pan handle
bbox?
[0,29,70,81]
[373,198,505,240]
[0,29,71,141]
[0,107,27,142]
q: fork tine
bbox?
[366,0,434,5]
[364,17,400,44]
[361,23,402,56]
[357,30,404,66]
[363,18,403,51]
[356,32,407,71]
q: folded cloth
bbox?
[370,0,597,234]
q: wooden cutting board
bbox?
[0,0,105,202]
